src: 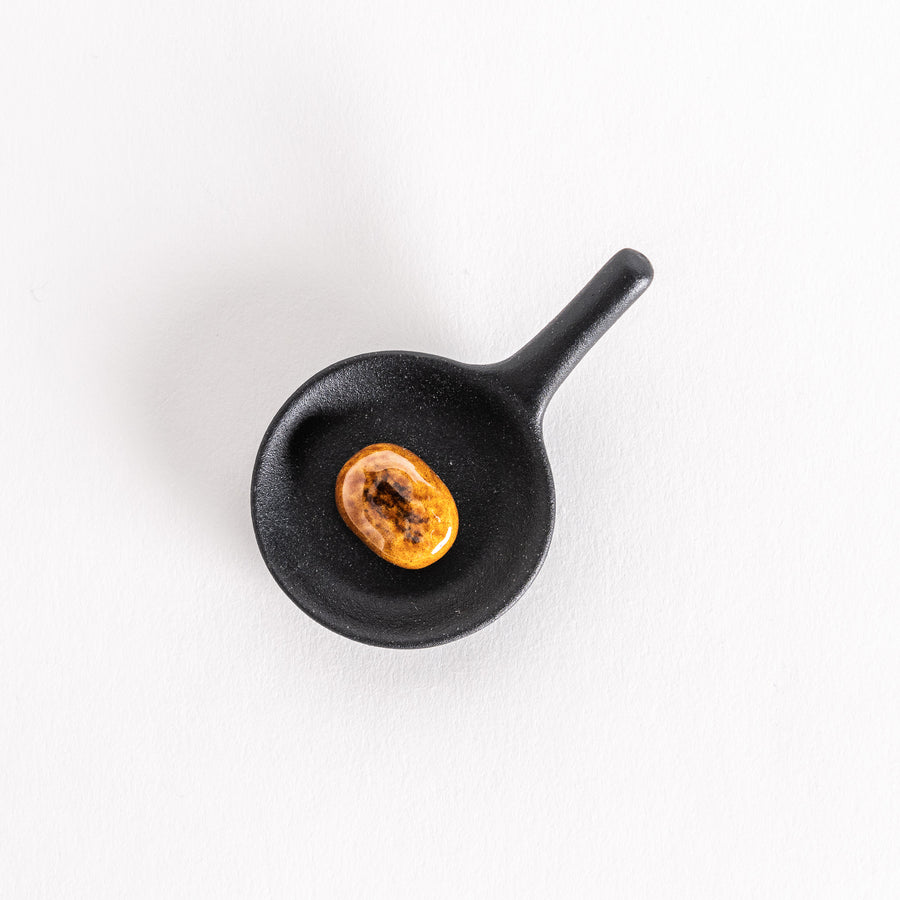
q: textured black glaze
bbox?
[251,249,653,648]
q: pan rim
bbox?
[250,350,556,649]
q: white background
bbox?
[2,1,898,896]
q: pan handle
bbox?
[492,249,653,420]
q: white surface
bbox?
[2,1,899,896]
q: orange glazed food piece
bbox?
[335,443,459,569]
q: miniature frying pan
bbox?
[252,248,653,648]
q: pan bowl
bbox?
[251,351,554,648]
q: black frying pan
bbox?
[251,248,653,648]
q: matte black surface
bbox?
[251,249,653,648]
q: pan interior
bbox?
[252,353,554,647]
